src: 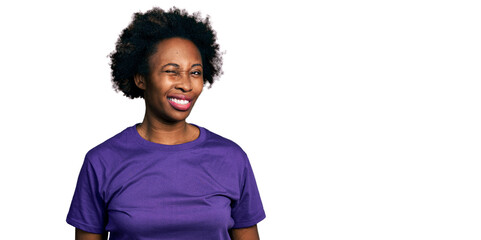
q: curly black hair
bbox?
[109,7,223,99]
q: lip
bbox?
[167,94,193,101]
[167,94,193,111]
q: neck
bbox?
[137,113,197,145]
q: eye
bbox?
[163,70,178,75]
[191,70,202,76]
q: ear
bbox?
[134,75,146,90]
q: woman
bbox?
[67,7,265,240]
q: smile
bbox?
[168,97,192,111]
[168,98,189,105]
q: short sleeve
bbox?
[231,154,266,229]
[66,156,107,234]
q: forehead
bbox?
[149,37,202,67]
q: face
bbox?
[135,37,204,123]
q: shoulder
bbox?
[198,126,250,167]
[84,125,136,166]
[201,127,247,155]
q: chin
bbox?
[164,111,192,123]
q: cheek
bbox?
[148,78,172,93]
[144,82,169,104]
[194,78,205,94]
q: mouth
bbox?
[167,96,192,111]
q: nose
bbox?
[175,71,193,92]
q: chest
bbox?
[101,154,240,237]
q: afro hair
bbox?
[109,7,223,99]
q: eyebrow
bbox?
[161,63,203,68]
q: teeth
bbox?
[168,98,189,105]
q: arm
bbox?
[75,228,108,240]
[229,225,260,240]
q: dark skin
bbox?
[75,38,260,240]
[229,225,260,240]
[75,228,107,240]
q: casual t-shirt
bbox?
[66,124,265,239]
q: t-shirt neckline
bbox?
[129,123,206,151]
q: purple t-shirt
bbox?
[67,124,265,239]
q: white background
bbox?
[0,0,480,239]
